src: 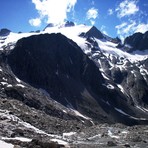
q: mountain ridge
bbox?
[0,23,148,147]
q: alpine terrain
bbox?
[0,22,148,147]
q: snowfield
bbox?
[1,24,148,64]
[0,140,14,148]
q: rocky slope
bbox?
[0,24,148,147]
[122,31,148,52]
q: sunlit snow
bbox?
[0,140,14,148]
[0,24,148,64]
[2,137,32,142]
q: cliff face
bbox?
[124,31,148,52]
[6,33,148,125]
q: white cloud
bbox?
[90,20,95,25]
[29,18,41,27]
[86,7,98,19]
[116,21,148,40]
[116,0,139,18]
[29,0,77,26]
[108,9,113,15]
[115,21,135,40]
[102,30,108,36]
[101,25,108,35]
[116,22,127,30]
[135,23,148,33]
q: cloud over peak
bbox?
[86,7,98,25]
[86,7,98,19]
[29,0,77,27]
[29,18,41,27]
[116,21,148,40]
[116,0,139,18]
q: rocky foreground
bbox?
[0,98,148,148]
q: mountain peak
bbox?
[0,28,11,36]
[80,26,104,39]
[64,21,75,27]
[43,21,75,31]
[43,23,55,31]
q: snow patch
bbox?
[2,77,7,81]
[15,77,21,83]
[139,66,148,76]
[0,32,39,49]
[2,137,32,142]
[7,84,13,88]
[87,134,101,140]
[101,72,110,80]
[70,109,91,120]
[108,129,119,139]
[0,109,61,139]
[50,138,68,145]
[107,84,114,89]
[114,107,147,120]
[117,84,130,97]
[1,82,8,85]
[16,84,25,88]
[136,106,148,113]
[0,140,14,148]
[115,107,128,116]
[121,130,128,134]
[63,132,76,139]
[103,83,114,89]
[96,39,148,63]
[62,109,67,113]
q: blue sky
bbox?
[0,0,148,39]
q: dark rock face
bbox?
[0,28,11,36]
[7,33,104,103]
[124,31,148,52]
[80,26,104,39]
[7,33,109,122]
[6,33,148,125]
[5,34,141,123]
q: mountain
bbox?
[64,21,75,27]
[43,23,54,31]
[43,21,75,31]
[123,31,148,52]
[0,28,11,36]
[80,26,104,39]
[0,24,148,147]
